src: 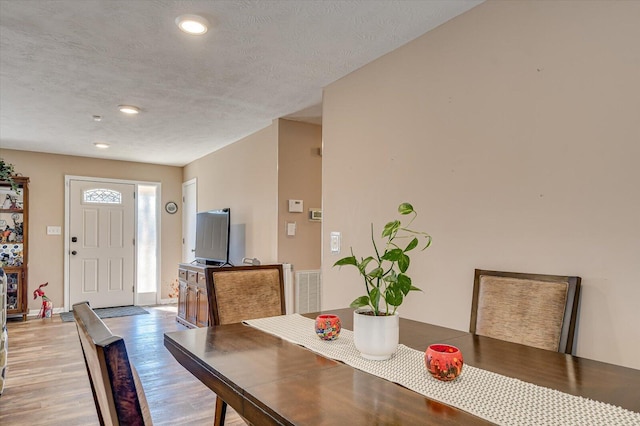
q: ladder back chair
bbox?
[470,269,581,354]
[73,301,152,426]
[206,264,286,425]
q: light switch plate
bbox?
[330,231,341,254]
[47,226,62,235]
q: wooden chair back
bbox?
[73,301,152,426]
[205,264,286,426]
[470,269,581,354]
[206,264,286,326]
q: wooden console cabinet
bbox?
[177,263,211,328]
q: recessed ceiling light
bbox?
[118,105,140,114]
[92,115,102,122]
[175,14,209,35]
[94,142,110,149]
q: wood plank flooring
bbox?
[0,305,245,425]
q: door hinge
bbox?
[133,238,136,246]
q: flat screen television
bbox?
[195,208,231,266]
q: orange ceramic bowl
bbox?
[315,314,341,340]
[425,344,463,381]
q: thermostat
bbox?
[309,208,322,221]
[288,199,303,213]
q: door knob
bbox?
[71,250,77,255]
[72,237,78,242]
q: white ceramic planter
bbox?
[353,308,400,360]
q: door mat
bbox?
[59,306,149,322]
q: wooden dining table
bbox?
[164,308,640,425]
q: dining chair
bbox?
[206,264,286,426]
[470,269,581,354]
[73,301,152,425]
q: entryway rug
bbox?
[59,305,149,322]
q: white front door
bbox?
[69,180,135,308]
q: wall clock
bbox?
[165,201,178,214]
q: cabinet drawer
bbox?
[187,271,197,284]
[197,272,207,287]
[178,269,187,281]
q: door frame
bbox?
[64,175,161,311]
[182,178,197,263]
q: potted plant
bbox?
[0,158,20,194]
[334,202,432,360]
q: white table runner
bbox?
[244,314,640,426]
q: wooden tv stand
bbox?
[176,263,213,328]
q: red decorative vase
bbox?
[315,314,341,340]
[425,344,463,381]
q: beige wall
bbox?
[277,119,322,270]
[183,124,279,264]
[322,0,640,369]
[0,149,183,309]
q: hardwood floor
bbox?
[0,305,245,425]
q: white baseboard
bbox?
[27,307,66,318]
[27,300,176,317]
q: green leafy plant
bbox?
[333,202,432,316]
[0,158,20,193]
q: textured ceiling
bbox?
[0,0,481,166]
